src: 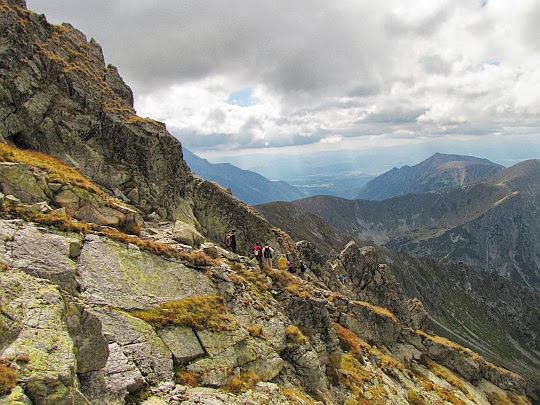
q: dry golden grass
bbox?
[0,143,113,203]
[423,356,469,396]
[130,295,235,332]
[221,371,259,394]
[285,325,308,344]
[246,324,265,338]
[101,228,217,267]
[272,227,296,255]
[175,367,201,387]
[416,329,478,357]
[357,301,398,323]
[333,323,404,374]
[280,386,319,405]
[14,208,91,234]
[262,266,311,298]
[0,362,18,395]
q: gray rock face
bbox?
[0,269,87,404]
[2,221,80,295]
[77,234,216,309]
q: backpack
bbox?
[278,256,288,269]
[226,234,232,246]
[263,247,272,258]
[253,245,260,256]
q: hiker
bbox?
[298,260,308,277]
[253,242,262,265]
[226,229,237,253]
[261,242,274,269]
[287,261,297,273]
[278,255,288,269]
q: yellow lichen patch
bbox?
[220,370,259,394]
[130,295,235,332]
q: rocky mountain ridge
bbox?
[0,0,286,257]
[356,153,505,200]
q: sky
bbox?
[26,0,540,165]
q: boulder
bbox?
[158,326,205,365]
[3,221,81,295]
[0,163,48,204]
[172,221,205,248]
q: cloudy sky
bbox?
[26,0,540,162]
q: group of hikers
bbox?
[225,230,308,275]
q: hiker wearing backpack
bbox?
[226,229,237,253]
[253,242,262,265]
[261,242,274,269]
[298,260,308,277]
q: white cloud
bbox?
[26,0,540,155]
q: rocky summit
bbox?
[0,1,537,404]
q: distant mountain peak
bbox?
[356,153,505,200]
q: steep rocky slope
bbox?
[356,153,504,200]
[257,200,540,398]
[0,153,532,404]
[0,0,285,257]
[255,201,355,255]
[294,160,540,290]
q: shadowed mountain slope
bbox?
[356,152,505,200]
[183,148,305,205]
[294,160,540,290]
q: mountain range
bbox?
[183,148,305,205]
[0,1,538,404]
[285,159,539,290]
